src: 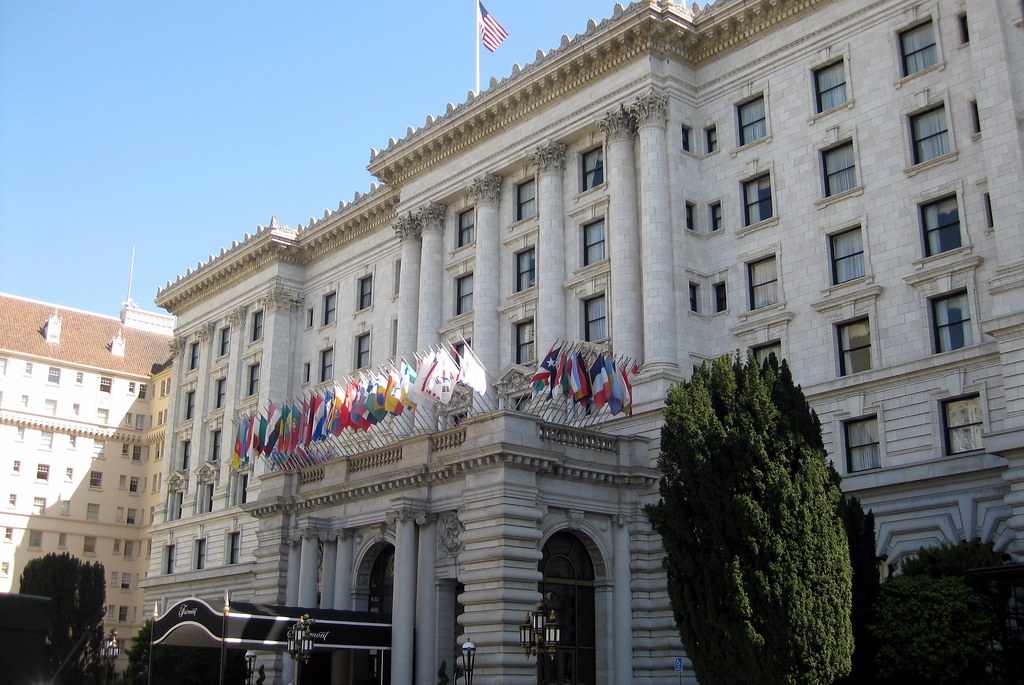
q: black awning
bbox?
[153,597,391,651]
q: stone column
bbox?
[394,214,423,360]
[333,532,353,610]
[285,540,300,605]
[612,516,634,683]
[531,143,567,350]
[600,106,643,360]
[469,174,503,380]
[416,204,446,350]
[415,514,438,685]
[298,532,319,608]
[634,92,678,371]
[389,510,419,685]
[320,535,338,609]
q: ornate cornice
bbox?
[469,174,502,206]
[530,143,567,175]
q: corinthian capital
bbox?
[633,92,669,128]
[469,174,503,206]
[531,143,567,174]
[417,202,447,233]
[599,105,637,142]
[393,213,422,242]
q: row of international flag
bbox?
[231,344,486,470]
[530,341,639,416]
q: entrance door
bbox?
[538,532,596,685]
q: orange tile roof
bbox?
[0,293,173,377]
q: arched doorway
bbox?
[538,531,596,685]
[353,543,394,684]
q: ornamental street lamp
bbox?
[518,594,561,660]
[460,640,476,685]
[100,629,119,685]
[244,650,257,685]
[286,614,316,685]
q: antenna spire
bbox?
[123,246,139,309]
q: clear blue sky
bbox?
[0,0,624,318]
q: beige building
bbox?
[145,0,1024,683]
[0,293,174,671]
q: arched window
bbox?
[539,531,596,685]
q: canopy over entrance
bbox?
[153,597,392,652]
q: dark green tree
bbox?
[119,619,249,685]
[19,552,106,685]
[836,496,881,684]
[646,354,853,685]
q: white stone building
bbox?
[143,0,1024,683]
[0,293,174,671]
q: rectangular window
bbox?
[12,460,20,474]
[743,175,773,226]
[181,440,191,470]
[911,105,949,163]
[738,96,766,145]
[303,362,310,384]
[84,536,97,554]
[748,257,778,310]
[306,307,314,328]
[33,497,46,514]
[119,474,128,489]
[90,471,102,488]
[944,395,982,454]
[752,341,782,366]
[44,399,57,416]
[969,99,981,134]
[26,531,41,549]
[705,125,718,153]
[681,125,692,152]
[129,476,140,493]
[40,432,54,450]
[581,147,604,191]
[458,209,476,247]
[219,326,231,356]
[247,363,260,396]
[932,291,973,352]
[584,296,607,342]
[211,377,224,409]
[689,283,700,313]
[709,202,723,232]
[210,430,221,461]
[984,192,994,229]
[100,376,112,393]
[36,463,49,481]
[195,539,207,570]
[714,282,728,313]
[814,60,848,113]
[320,347,335,383]
[228,531,241,565]
[184,390,195,420]
[838,318,872,375]
[355,333,371,369]
[921,196,961,256]
[515,320,535,365]
[357,276,373,311]
[516,179,536,221]
[324,291,338,323]
[203,482,214,513]
[900,20,937,76]
[58,532,67,546]
[822,141,856,196]
[165,544,176,574]
[583,219,606,266]
[250,309,264,342]
[24,362,33,375]
[516,248,536,292]
[189,341,200,370]
[845,417,880,472]
[456,274,474,315]
[685,202,696,231]
[47,367,61,384]
[393,259,402,296]
[957,12,969,44]
[121,572,131,590]
[87,503,100,521]
[830,227,865,284]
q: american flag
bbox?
[478,2,508,52]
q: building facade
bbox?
[0,294,174,670]
[144,0,1024,683]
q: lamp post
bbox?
[460,640,476,685]
[100,628,119,685]
[244,650,257,685]
[519,595,561,683]
[286,614,316,685]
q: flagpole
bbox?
[475,0,480,93]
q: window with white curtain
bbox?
[911,105,949,163]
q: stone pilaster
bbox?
[415,513,438,685]
[531,143,567,350]
[388,509,419,685]
[612,515,634,683]
[394,213,423,359]
[600,106,643,360]
[633,92,678,371]
[417,205,445,350]
[469,175,503,380]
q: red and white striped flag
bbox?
[478,2,508,52]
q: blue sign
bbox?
[674,657,684,672]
